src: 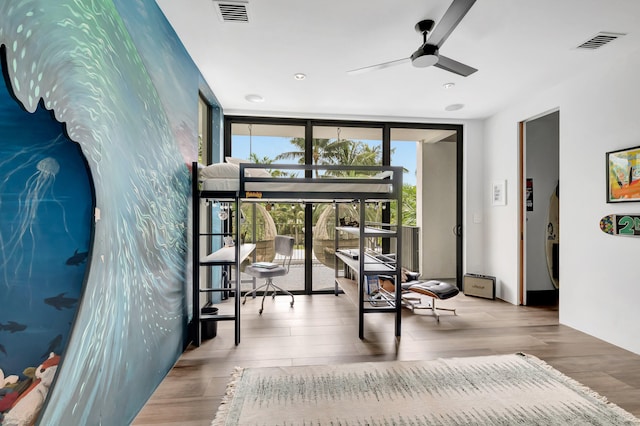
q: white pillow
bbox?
[246,167,271,178]
[200,162,239,179]
[225,157,249,166]
[225,157,271,177]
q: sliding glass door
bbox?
[228,122,306,293]
[310,125,382,291]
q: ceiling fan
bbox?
[347,0,478,77]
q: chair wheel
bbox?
[290,302,294,307]
[242,300,246,305]
[259,309,263,315]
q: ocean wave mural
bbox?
[0,94,92,425]
[0,0,206,424]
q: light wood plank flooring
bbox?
[132,292,640,425]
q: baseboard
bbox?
[526,290,559,306]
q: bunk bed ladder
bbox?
[191,162,243,346]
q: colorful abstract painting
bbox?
[607,145,640,202]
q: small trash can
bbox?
[200,306,218,339]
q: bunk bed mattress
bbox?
[202,178,239,192]
[201,178,392,193]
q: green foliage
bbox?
[388,184,416,226]
[402,184,417,226]
[246,137,416,229]
[275,137,381,177]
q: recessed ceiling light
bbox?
[443,82,455,89]
[294,73,307,80]
[445,103,464,111]
[245,94,264,103]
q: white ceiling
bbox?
[156,0,640,121]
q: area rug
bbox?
[212,353,639,425]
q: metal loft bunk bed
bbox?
[191,162,403,345]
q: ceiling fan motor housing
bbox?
[411,44,439,67]
[415,19,435,34]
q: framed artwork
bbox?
[492,180,506,206]
[606,145,640,203]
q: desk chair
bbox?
[243,235,295,314]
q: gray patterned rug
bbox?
[212,353,639,425]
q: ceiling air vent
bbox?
[576,32,625,50]
[214,1,249,23]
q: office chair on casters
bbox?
[243,235,295,314]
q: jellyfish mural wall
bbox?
[0,0,219,424]
[0,114,91,425]
[0,88,93,425]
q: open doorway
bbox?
[520,111,559,305]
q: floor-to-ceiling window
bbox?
[224,117,464,293]
[197,94,216,308]
[198,94,210,164]
[227,121,307,293]
[310,125,383,291]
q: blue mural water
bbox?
[0,82,92,388]
[0,0,205,424]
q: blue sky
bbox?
[231,136,417,185]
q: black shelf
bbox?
[335,202,403,339]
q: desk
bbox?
[335,251,396,276]
[200,243,256,266]
[200,244,256,302]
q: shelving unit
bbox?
[334,202,403,339]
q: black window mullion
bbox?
[304,120,313,293]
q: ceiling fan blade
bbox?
[428,0,476,47]
[347,57,410,75]
[434,55,477,77]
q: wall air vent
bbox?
[576,32,625,50]
[214,1,249,23]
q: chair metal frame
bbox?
[242,235,295,314]
[377,276,458,321]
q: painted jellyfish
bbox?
[1,156,66,284]
[21,157,61,226]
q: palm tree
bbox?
[324,142,381,176]
[248,153,272,164]
[249,153,294,178]
[275,137,352,177]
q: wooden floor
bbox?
[132,292,640,425]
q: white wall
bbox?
[484,50,640,355]
[419,141,457,278]
[483,111,529,304]
[463,121,486,276]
